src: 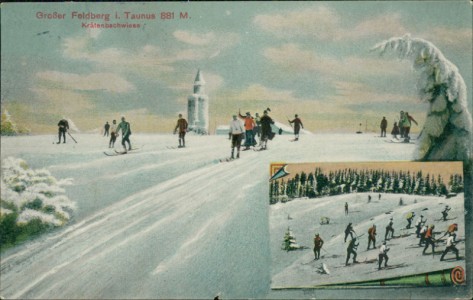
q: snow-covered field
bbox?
[270,192,465,288]
[1,132,463,299]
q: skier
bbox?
[440,232,460,261]
[104,121,110,137]
[422,225,436,256]
[344,202,349,216]
[401,112,418,142]
[174,114,188,148]
[378,193,381,200]
[259,110,274,150]
[440,223,458,239]
[344,223,355,243]
[253,112,261,142]
[418,224,428,246]
[405,211,415,229]
[367,224,377,250]
[288,114,304,141]
[378,241,390,270]
[441,205,451,221]
[109,119,118,148]
[345,237,359,266]
[391,122,400,139]
[238,110,256,150]
[313,233,324,260]
[399,111,406,138]
[415,215,426,238]
[368,195,371,203]
[115,116,132,153]
[380,116,387,137]
[57,118,69,144]
[385,217,395,240]
[229,115,245,159]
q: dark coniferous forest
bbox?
[269,168,464,204]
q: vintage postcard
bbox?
[1,1,471,299]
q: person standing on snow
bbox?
[57,118,69,144]
[399,111,406,138]
[385,218,395,240]
[229,115,245,159]
[344,223,355,243]
[367,224,377,250]
[174,114,188,148]
[415,215,426,238]
[422,225,436,256]
[380,116,388,137]
[391,122,400,139]
[378,241,390,270]
[109,119,118,148]
[406,211,415,229]
[418,224,428,246]
[115,116,132,153]
[344,202,349,216]
[238,110,256,150]
[401,112,418,142]
[288,114,304,141]
[253,112,261,143]
[259,110,275,150]
[313,233,324,260]
[440,232,460,261]
[104,121,110,137]
[441,205,451,221]
[345,237,359,266]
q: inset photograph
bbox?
[269,161,466,289]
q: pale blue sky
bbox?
[1,1,472,133]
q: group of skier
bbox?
[309,202,461,272]
[102,117,132,153]
[381,110,418,142]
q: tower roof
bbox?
[194,69,205,85]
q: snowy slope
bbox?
[270,193,465,288]
[0,133,424,299]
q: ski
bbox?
[104,151,127,156]
[219,157,235,163]
[384,139,415,144]
[371,263,407,272]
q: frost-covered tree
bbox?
[1,109,30,135]
[373,34,472,161]
[281,227,301,251]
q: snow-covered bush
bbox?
[0,157,75,247]
[1,109,30,135]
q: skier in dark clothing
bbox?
[313,233,324,260]
[174,114,188,148]
[288,114,304,141]
[440,232,460,261]
[368,195,372,203]
[344,202,349,215]
[378,241,390,270]
[406,211,415,229]
[391,122,400,139]
[104,121,110,137]
[344,223,355,243]
[57,119,69,144]
[422,225,436,255]
[259,110,274,150]
[345,237,359,266]
[415,215,426,238]
[380,117,387,137]
[385,218,395,240]
[115,116,132,153]
[367,225,377,250]
[441,205,451,221]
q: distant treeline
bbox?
[269,168,463,204]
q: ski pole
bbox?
[67,132,78,143]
